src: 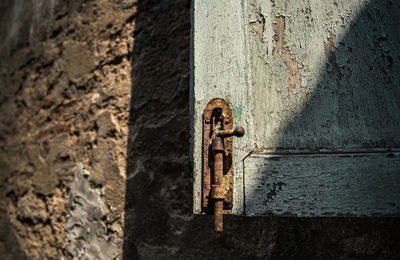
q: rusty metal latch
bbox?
[202,98,245,232]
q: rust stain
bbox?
[250,13,265,36]
[273,16,308,102]
[324,32,343,80]
[282,46,308,102]
[273,16,285,54]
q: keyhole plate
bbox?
[202,98,234,213]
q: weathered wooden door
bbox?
[191,0,400,216]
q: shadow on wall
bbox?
[270,0,400,149]
[123,0,192,258]
[0,209,26,259]
[123,0,400,259]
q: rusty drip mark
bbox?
[273,16,285,54]
[324,32,343,80]
[250,12,265,36]
[272,16,308,102]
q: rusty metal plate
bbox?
[202,98,233,213]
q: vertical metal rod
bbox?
[213,150,224,232]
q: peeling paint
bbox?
[244,0,400,216]
[324,32,343,81]
[247,0,400,149]
[249,13,264,36]
[245,152,400,216]
[272,15,309,103]
[233,103,243,126]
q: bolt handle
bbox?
[233,126,245,137]
[216,126,245,138]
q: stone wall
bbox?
[0,0,136,258]
[0,0,399,259]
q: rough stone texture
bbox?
[66,163,118,259]
[0,0,400,260]
[0,0,134,259]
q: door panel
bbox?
[247,0,400,149]
[192,0,400,216]
[243,0,400,216]
[245,151,400,216]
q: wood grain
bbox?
[191,0,253,214]
[192,0,400,216]
[245,151,400,216]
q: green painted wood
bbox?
[191,0,253,214]
[245,151,400,216]
[192,0,400,216]
[246,0,400,149]
[242,0,400,216]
